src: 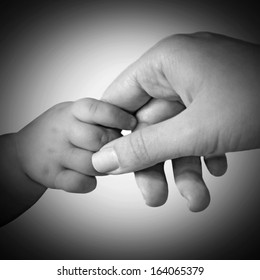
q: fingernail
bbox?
[92,148,119,173]
[130,117,137,130]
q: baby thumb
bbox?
[92,109,208,174]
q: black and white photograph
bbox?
[0,0,259,272]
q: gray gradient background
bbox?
[0,0,259,259]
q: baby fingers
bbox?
[69,121,121,152]
[61,147,100,176]
[72,98,136,130]
[54,170,96,193]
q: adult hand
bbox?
[133,98,212,210]
[92,32,260,210]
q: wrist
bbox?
[12,132,29,178]
[0,133,47,227]
[2,132,47,190]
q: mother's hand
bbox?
[92,32,260,211]
[133,98,213,211]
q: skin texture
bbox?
[0,98,136,226]
[92,32,260,211]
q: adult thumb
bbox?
[92,107,210,174]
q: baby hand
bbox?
[15,98,136,193]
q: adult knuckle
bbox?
[192,31,215,39]
[129,130,151,164]
[158,34,186,48]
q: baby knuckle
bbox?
[71,99,82,114]
[64,148,76,164]
[68,123,81,142]
[72,98,98,116]
[85,98,99,116]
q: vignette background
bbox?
[0,0,259,259]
